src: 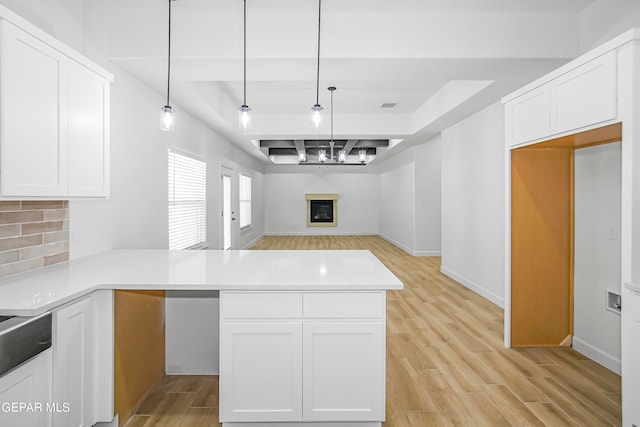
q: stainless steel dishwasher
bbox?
[0,312,52,377]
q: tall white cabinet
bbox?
[0,16,112,199]
[220,291,386,426]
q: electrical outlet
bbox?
[608,226,618,240]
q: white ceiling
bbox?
[86,0,597,164]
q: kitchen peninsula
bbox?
[0,249,403,427]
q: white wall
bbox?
[264,169,378,235]
[441,103,505,307]
[377,136,442,256]
[414,136,442,255]
[378,150,415,252]
[574,142,622,374]
[580,0,640,52]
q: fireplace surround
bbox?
[306,194,338,227]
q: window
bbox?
[239,173,252,229]
[168,148,206,249]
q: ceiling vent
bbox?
[380,102,396,109]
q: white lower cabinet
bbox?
[0,350,53,427]
[302,322,384,421]
[52,295,94,427]
[219,291,386,425]
[220,322,303,422]
[52,290,114,427]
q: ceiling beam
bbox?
[294,139,306,154]
[343,139,358,155]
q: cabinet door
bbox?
[0,350,52,427]
[67,62,110,197]
[505,85,550,147]
[220,322,302,422]
[302,322,385,421]
[551,50,617,134]
[52,296,94,427]
[0,21,67,196]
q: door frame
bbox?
[220,166,237,250]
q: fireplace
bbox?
[306,194,338,227]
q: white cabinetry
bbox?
[52,295,94,427]
[0,19,112,198]
[221,322,303,422]
[219,291,386,425]
[67,61,110,197]
[504,51,618,147]
[505,86,550,146]
[303,322,384,421]
[0,350,53,427]
[52,290,114,427]
[550,50,617,134]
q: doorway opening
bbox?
[510,122,622,349]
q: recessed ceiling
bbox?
[85,0,598,165]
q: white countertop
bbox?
[0,249,403,316]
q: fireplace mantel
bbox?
[306,193,338,227]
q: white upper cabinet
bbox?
[551,50,617,134]
[0,19,112,198]
[504,49,619,147]
[505,85,550,146]
[67,61,110,197]
[0,21,68,197]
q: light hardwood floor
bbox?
[124,235,621,427]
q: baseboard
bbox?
[573,336,621,375]
[241,233,265,249]
[94,414,118,427]
[414,250,442,256]
[377,233,413,256]
[165,369,220,375]
[263,231,377,236]
[440,265,505,308]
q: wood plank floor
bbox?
[123,235,621,427]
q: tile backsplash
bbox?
[0,201,69,278]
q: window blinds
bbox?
[239,173,252,229]
[168,148,207,250]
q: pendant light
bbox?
[238,0,252,130]
[359,149,367,164]
[311,0,323,129]
[318,149,327,163]
[160,0,176,131]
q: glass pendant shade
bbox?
[359,149,367,163]
[311,104,323,129]
[318,149,327,163]
[161,105,175,132]
[338,150,346,163]
[239,105,252,130]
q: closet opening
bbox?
[510,122,622,349]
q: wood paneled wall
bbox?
[511,148,573,346]
[114,290,166,426]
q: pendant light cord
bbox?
[166,0,172,106]
[315,0,322,105]
[243,0,247,106]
